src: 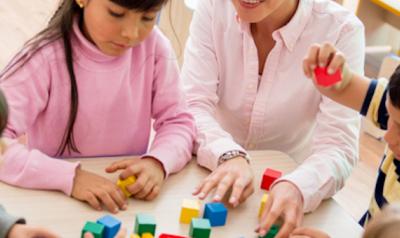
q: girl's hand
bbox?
[106,157,165,201]
[290,227,330,238]
[303,43,352,91]
[71,168,127,213]
[8,224,59,238]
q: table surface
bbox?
[0,151,363,237]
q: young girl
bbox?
[0,0,195,214]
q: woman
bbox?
[181,0,364,237]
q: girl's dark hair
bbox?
[0,0,168,156]
[388,65,400,109]
[0,90,8,136]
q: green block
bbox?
[259,224,280,238]
[81,221,105,238]
[134,213,156,236]
[189,218,211,238]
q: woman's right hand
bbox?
[193,157,254,207]
[71,168,127,213]
[303,43,352,91]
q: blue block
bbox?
[203,202,227,227]
[97,215,121,238]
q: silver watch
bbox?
[218,150,250,165]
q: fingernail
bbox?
[199,192,205,198]
[259,230,266,236]
[311,64,316,70]
[328,68,334,75]
[319,63,325,67]
[229,196,236,204]
[122,204,128,210]
[114,208,119,213]
[213,195,221,201]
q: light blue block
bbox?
[97,215,121,238]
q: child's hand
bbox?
[8,224,59,238]
[291,227,330,238]
[303,43,352,91]
[71,168,127,213]
[106,157,165,201]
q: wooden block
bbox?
[130,234,140,238]
[97,215,121,238]
[81,221,104,238]
[314,66,342,87]
[259,224,280,238]
[258,193,269,218]
[117,176,136,197]
[203,202,227,227]
[189,218,211,238]
[134,213,156,236]
[261,168,282,191]
[179,199,200,224]
[142,232,154,238]
[159,234,188,238]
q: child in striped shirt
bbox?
[290,43,400,237]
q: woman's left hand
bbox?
[106,157,165,201]
[257,181,304,238]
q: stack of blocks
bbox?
[117,175,136,197]
[134,214,156,237]
[203,202,227,227]
[81,215,121,238]
[260,168,282,191]
[179,199,201,224]
[189,218,211,238]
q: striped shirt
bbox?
[359,78,400,226]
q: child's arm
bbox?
[303,43,371,111]
[291,227,330,238]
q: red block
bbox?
[159,234,188,238]
[314,66,342,87]
[261,168,282,191]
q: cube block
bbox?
[134,213,156,236]
[117,176,136,197]
[314,66,342,87]
[261,168,282,191]
[130,234,140,238]
[259,224,280,238]
[159,234,188,238]
[97,215,121,238]
[179,199,200,224]
[258,194,269,218]
[203,202,227,226]
[142,233,154,238]
[189,218,211,238]
[81,221,104,238]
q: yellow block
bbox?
[179,199,200,224]
[130,234,140,238]
[117,176,136,197]
[142,233,154,238]
[258,193,269,218]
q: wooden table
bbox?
[0,151,363,237]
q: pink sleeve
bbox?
[143,31,196,177]
[274,21,365,212]
[0,50,80,195]
[181,0,247,171]
[0,138,79,195]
